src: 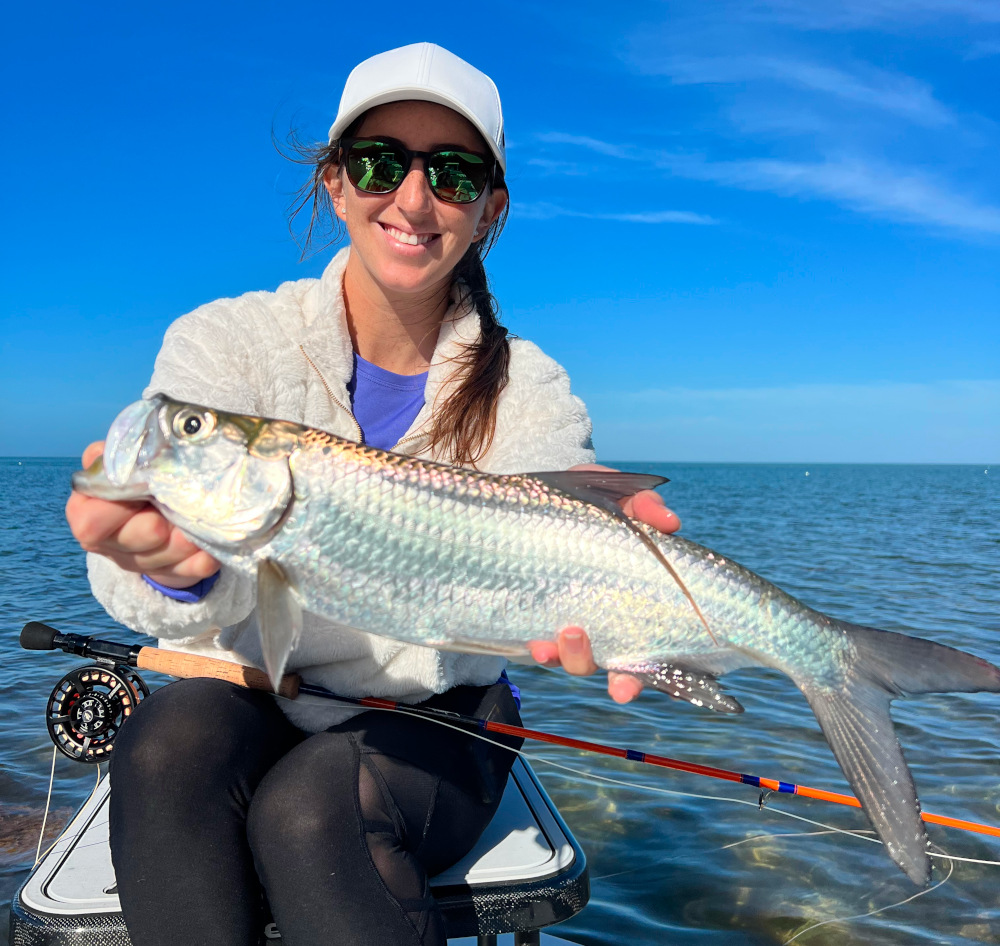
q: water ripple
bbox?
[1,460,998,944]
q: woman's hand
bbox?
[66,441,220,589]
[528,464,681,703]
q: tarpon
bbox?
[73,396,1000,884]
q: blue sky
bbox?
[2,0,997,461]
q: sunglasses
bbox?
[340,136,496,204]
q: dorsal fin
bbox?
[530,470,719,647]
[526,470,667,504]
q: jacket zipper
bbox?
[299,345,363,443]
[395,429,429,449]
[300,344,430,451]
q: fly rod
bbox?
[21,621,1000,841]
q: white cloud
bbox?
[535,132,641,160]
[965,39,1000,59]
[589,380,1000,463]
[538,135,1000,235]
[525,157,589,176]
[661,154,1000,233]
[653,55,954,127]
[609,3,1000,239]
[517,202,718,225]
[749,0,1000,29]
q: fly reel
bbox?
[46,664,150,763]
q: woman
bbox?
[66,43,678,946]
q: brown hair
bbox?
[286,132,511,467]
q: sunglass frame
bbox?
[339,136,497,204]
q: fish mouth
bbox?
[71,456,151,501]
[71,398,162,501]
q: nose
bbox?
[394,159,435,215]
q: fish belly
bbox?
[252,455,841,679]
[257,461,707,661]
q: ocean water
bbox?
[1,458,998,945]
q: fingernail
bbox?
[563,630,584,653]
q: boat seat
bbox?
[10,757,589,946]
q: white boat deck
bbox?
[14,757,587,945]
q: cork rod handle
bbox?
[135,647,301,699]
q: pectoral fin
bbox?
[257,558,301,691]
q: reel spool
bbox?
[46,665,149,763]
[118,666,151,702]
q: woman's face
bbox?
[325,101,507,302]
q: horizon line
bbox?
[1,457,994,467]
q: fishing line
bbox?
[23,668,1000,946]
[364,707,985,943]
[782,856,955,945]
[357,703,1000,875]
[33,759,103,868]
[25,626,1000,844]
[6,741,66,761]
[592,831,862,882]
[33,745,57,867]
[305,686,1000,842]
[721,828,874,851]
[357,705,891,844]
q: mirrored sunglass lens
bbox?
[347,141,406,193]
[427,151,488,203]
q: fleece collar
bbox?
[298,247,483,458]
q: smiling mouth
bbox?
[381,224,438,247]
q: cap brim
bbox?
[328,88,505,171]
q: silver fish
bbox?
[74,396,1000,884]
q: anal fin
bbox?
[611,660,744,714]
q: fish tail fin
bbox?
[800,623,1000,885]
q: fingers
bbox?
[624,490,681,534]
[528,626,598,673]
[145,549,221,587]
[81,441,105,468]
[568,463,680,534]
[607,672,644,704]
[66,491,152,550]
[66,489,220,585]
[556,627,599,675]
[528,628,643,702]
[105,525,211,577]
[527,639,561,668]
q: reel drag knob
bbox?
[46,665,145,763]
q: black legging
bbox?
[108,676,522,946]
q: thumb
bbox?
[81,441,105,468]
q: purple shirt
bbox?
[347,352,427,451]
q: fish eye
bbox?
[172,408,216,441]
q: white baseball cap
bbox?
[327,43,506,172]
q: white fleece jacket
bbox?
[88,248,596,730]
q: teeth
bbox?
[384,226,434,246]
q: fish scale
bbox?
[73,395,1000,885]
[273,447,703,658]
